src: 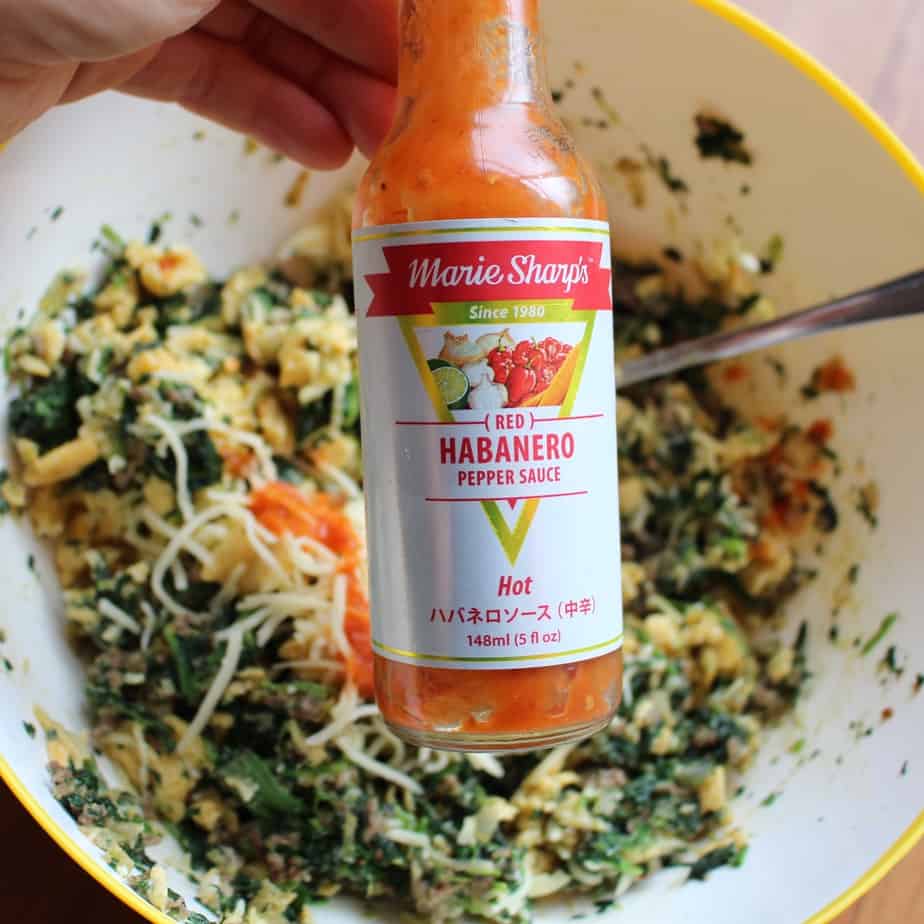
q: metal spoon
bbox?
[617,268,924,389]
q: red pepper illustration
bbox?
[506,364,538,405]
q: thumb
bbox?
[0,0,221,66]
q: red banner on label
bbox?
[365,239,612,317]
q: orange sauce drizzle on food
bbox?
[250,482,374,697]
[808,355,856,394]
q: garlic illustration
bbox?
[462,358,492,385]
[469,372,508,410]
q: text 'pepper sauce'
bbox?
[352,0,623,751]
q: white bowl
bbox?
[2,1,923,922]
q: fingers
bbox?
[60,47,162,103]
[7,0,398,167]
[240,13,396,160]
[122,30,355,169]
[197,0,259,42]
[248,0,399,83]
[0,65,75,140]
[0,0,221,65]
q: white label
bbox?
[353,218,623,670]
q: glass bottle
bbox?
[352,0,623,751]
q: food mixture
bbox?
[3,202,839,923]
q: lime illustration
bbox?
[432,364,470,410]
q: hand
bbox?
[0,0,398,168]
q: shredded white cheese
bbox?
[466,753,506,779]
[335,736,423,795]
[148,865,169,911]
[142,509,213,566]
[133,722,150,794]
[152,505,232,616]
[240,591,332,613]
[314,459,360,499]
[383,828,430,849]
[330,383,345,434]
[236,506,288,583]
[97,598,141,635]
[273,658,344,675]
[140,602,157,651]
[416,748,452,776]
[256,612,289,648]
[210,562,246,615]
[170,557,189,592]
[368,717,407,765]
[282,533,337,576]
[299,703,380,749]
[216,608,271,640]
[178,628,244,752]
[329,573,350,660]
[174,418,277,483]
[144,414,195,523]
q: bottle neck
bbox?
[398,0,549,108]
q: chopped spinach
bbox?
[164,627,197,705]
[765,358,786,383]
[856,491,879,529]
[64,459,113,493]
[662,246,684,263]
[808,481,839,533]
[881,645,903,677]
[148,427,223,494]
[862,613,899,656]
[694,114,753,165]
[651,155,689,194]
[273,455,306,485]
[341,378,361,432]
[9,367,96,452]
[154,282,222,333]
[801,382,820,401]
[4,327,27,374]
[145,384,224,492]
[760,234,785,275]
[688,844,746,881]
[98,224,126,256]
[220,750,305,817]
[53,760,123,826]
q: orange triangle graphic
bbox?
[399,312,597,565]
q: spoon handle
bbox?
[617,268,924,389]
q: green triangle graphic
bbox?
[399,311,597,565]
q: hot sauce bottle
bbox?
[352,0,623,751]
